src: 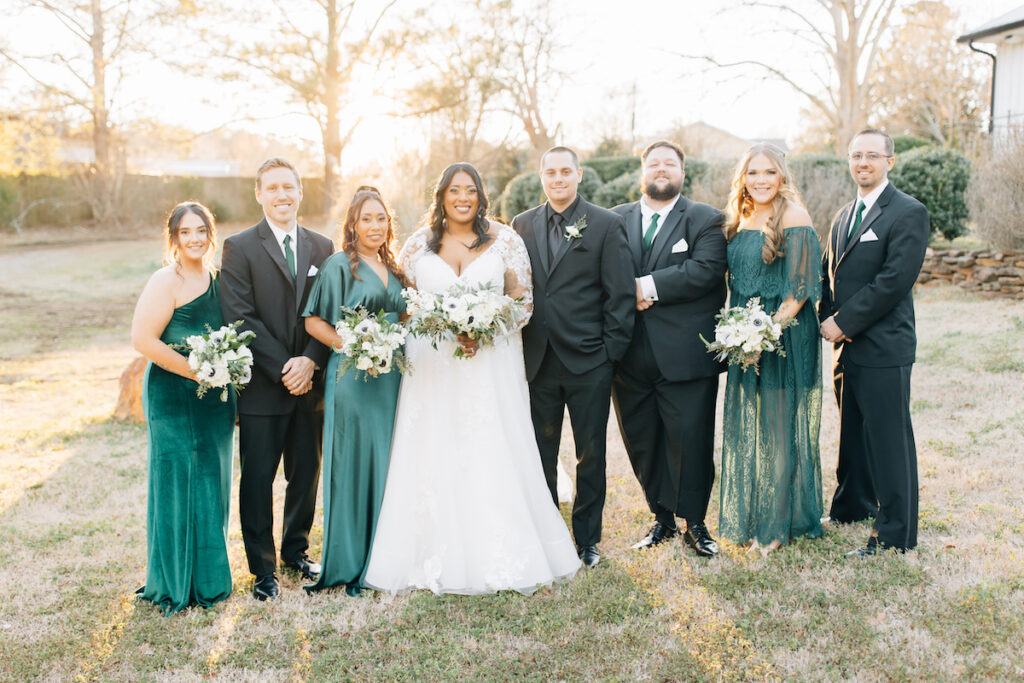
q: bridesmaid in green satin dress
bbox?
[719,145,824,557]
[303,187,406,595]
[130,202,235,614]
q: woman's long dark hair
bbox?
[340,186,403,284]
[426,162,491,253]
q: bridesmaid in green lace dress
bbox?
[719,144,824,556]
[130,202,235,614]
[302,188,406,595]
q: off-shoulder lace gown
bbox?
[719,226,824,546]
[363,225,581,595]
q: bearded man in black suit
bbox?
[820,129,929,556]
[511,146,635,568]
[610,140,728,558]
[220,158,334,599]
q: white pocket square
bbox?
[859,229,879,242]
[671,238,689,253]
[307,264,319,276]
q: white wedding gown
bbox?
[363,225,581,595]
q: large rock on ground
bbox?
[114,356,147,423]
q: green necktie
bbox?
[283,234,296,278]
[848,201,865,238]
[643,212,660,250]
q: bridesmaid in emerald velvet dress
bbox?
[130,202,235,614]
[302,187,406,595]
[719,144,824,556]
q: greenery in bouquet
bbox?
[333,306,409,381]
[700,297,796,374]
[402,283,525,359]
[173,320,255,401]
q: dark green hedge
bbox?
[890,146,970,240]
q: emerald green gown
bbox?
[719,226,824,546]
[139,276,235,615]
[302,253,405,595]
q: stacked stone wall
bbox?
[917,248,1024,299]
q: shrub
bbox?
[593,170,640,208]
[890,146,970,240]
[0,177,15,231]
[968,128,1024,250]
[788,154,856,242]
[687,160,732,211]
[578,166,603,202]
[892,134,931,154]
[585,156,640,183]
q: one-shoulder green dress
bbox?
[719,226,824,546]
[139,276,235,615]
[302,253,406,595]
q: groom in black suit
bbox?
[512,146,635,567]
[820,129,929,556]
[220,158,334,599]
[611,140,727,557]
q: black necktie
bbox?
[548,213,564,257]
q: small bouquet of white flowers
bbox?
[700,297,796,374]
[175,320,255,401]
[402,283,524,359]
[333,306,409,380]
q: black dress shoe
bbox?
[632,522,679,550]
[577,544,600,568]
[683,521,718,558]
[253,574,280,601]
[283,554,321,581]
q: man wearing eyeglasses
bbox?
[819,129,929,558]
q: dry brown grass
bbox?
[1,235,1022,681]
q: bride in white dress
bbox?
[363,163,581,595]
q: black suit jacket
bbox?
[512,196,635,381]
[220,218,334,415]
[613,197,728,382]
[819,183,929,367]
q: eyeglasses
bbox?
[848,153,891,162]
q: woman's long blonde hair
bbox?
[164,201,217,274]
[724,143,803,264]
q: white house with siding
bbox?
[958,5,1024,133]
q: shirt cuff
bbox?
[638,275,658,302]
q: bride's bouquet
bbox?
[700,297,795,374]
[176,320,255,401]
[333,306,409,380]
[403,283,525,359]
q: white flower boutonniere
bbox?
[564,215,588,242]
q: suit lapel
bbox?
[258,219,297,292]
[530,209,551,274]
[840,184,893,264]
[294,226,312,310]
[645,198,686,270]
[624,203,643,271]
[547,199,583,275]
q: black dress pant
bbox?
[829,359,918,550]
[238,409,323,576]
[528,347,614,547]
[612,321,718,526]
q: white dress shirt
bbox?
[855,179,889,221]
[265,215,298,261]
[637,194,681,302]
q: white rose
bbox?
[355,356,373,371]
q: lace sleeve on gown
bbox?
[496,225,534,332]
[782,226,823,306]
[399,228,431,290]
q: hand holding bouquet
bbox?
[700,297,796,374]
[175,320,255,401]
[403,283,524,359]
[333,306,409,380]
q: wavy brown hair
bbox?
[724,143,804,264]
[426,162,491,253]
[164,201,217,274]
[340,187,403,284]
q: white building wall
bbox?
[993,39,1024,131]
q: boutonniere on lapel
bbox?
[564,215,588,242]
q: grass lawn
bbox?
[1,232,1022,681]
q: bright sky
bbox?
[4,0,1022,171]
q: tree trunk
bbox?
[90,0,113,223]
[322,0,342,221]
